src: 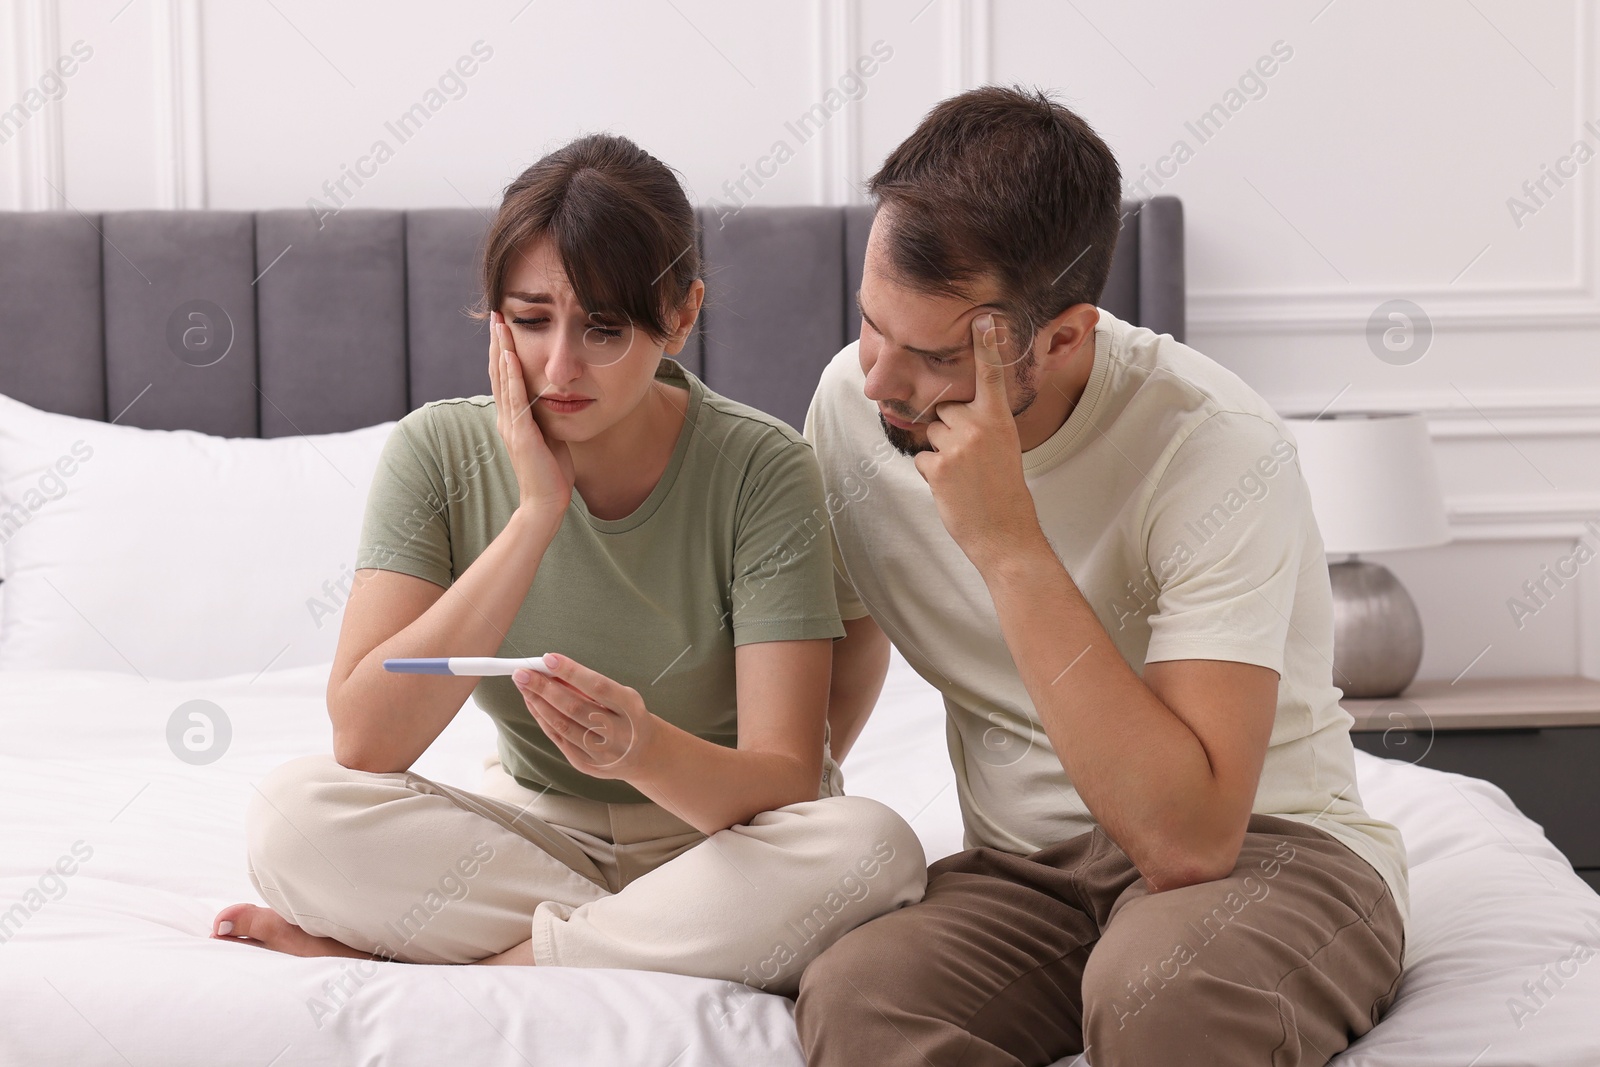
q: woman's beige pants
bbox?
[243,752,927,997]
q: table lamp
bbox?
[1282,411,1452,699]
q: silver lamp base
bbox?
[1329,559,1424,699]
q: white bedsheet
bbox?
[2,652,1597,1066]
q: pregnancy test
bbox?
[382,656,555,677]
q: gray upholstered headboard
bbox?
[0,198,1182,436]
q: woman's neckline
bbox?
[570,358,702,534]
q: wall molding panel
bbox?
[812,0,861,205]
[1190,2,1599,334]
[1269,392,1600,438]
[1445,496,1600,542]
[940,0,990,99]
[152,0,207,209]
[7,0,66,210]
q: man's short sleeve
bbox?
[802,374,870,623]
[1142,410,1308,675]
[353,411,454,589]
[729,438,847,646]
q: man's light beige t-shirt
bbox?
[354,358,845,804]
[804,308,1410,936]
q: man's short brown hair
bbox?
[867,85,1122,341]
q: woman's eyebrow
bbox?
[505,291,553,303]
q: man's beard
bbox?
[878,413,932,456]
[878,353,1040,457]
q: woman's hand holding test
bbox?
[513,654,659,780]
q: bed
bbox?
[2,203,1598,1066]
[2,653,1599,1066]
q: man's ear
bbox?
[663,278,707,356]
[1038,303,1099,371]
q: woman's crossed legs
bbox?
[213,753,927,997]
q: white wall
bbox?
[5,0,1598,682]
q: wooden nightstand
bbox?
[1345,677,1600,893]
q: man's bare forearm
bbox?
[978,532,1229,885]
[330,506,558,772]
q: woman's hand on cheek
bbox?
[489,311,577,535]
[512,654,657,781]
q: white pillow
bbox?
[0,391,395,680]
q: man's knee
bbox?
[1082,937,1183,1044]
[795,910,915,1037]
[1081,933,1287,1064]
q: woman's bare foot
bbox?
[211,903,379,961]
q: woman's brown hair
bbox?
[476,133,700,344]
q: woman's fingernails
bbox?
[216,920,234,936]
[513,669,531,685]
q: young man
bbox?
[796,86,1408,1066]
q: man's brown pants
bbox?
[795,814,1405,1067]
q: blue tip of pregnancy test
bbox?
[383,658,454,674]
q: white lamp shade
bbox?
[1281,411,1451,555]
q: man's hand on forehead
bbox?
[913,312,1042,570]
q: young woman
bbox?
[209,134,925,996]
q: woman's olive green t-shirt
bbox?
[353,358,845,803]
